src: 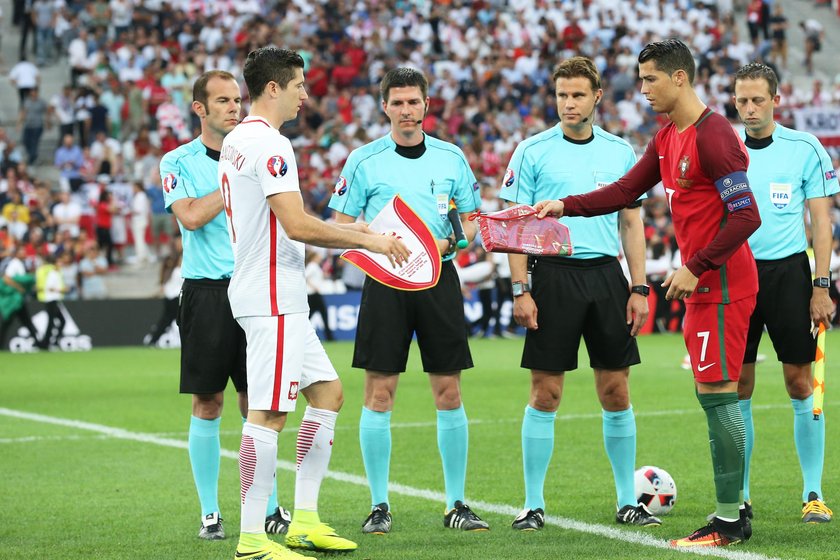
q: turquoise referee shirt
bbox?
[160,137,234,280]
[500,125,640,259]
[742,124,839,261]
[328,133,480,260]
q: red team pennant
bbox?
[341,195,442,291]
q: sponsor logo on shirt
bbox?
[473,181,480,192]
[770,183,791,209]
[826,170,837,181]
[266,155,288,177]
[719,178,749,201]
[726,196,753,212]
[334,176,348,196]
[162,173,177,193]
[503,168,515,188]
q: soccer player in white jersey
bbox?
[219,47,409,560]
[733,62,837,524]
[160,70,290,541]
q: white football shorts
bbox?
[237,313,338,412]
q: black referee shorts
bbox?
[744,252,816,365]
[178,278,247,394]
[522,256,640,372]
[352,261,473,374]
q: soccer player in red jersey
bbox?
[533,39,762,548]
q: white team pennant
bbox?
[341,195,441,290]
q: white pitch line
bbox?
[0,404,793,443]
[0,406,783,560]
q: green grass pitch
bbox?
[1,332,837,559]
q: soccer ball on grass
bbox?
[634,466,677,516]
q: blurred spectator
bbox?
[51,85,77,143]
[8,56,39,109]
[94,188,116,266]
[769,4,788,71]
[305,249,334,341]
[0,244,38,349]
[129,181,150,265]
[145,176,171,259]
[52,190,82,238]
[800,19,824,76]
[144,235,182,346]
[57,241,79,300]
[32,0,56,67]
[78,244,108,299]
[54,134,84,192]
[17,88,50,165]
[67,27,90,87]
[35,253,65,350]
[90,130,121,177]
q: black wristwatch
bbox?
[512,281,531,297]
[631,284,651,297]
[444,235,457,256]
[813,277,831,289]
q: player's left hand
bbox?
[811,289,836,329]
[626,291,649,337]
[534,200,565,219]
[663,266,699,301]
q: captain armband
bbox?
[715,171,753,213]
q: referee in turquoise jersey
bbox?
[733,62,837,524]
[159,70,289,541]
[499,57,655,531]
[329,67,489,535]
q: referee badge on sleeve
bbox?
[162,173,177,193]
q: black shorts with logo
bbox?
[522,256,640,372]
[352,261,473,374]
[178,278,247,394]
[744,252,816,364]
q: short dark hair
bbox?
[638,39,696,84]
[243,47,305,99]
[192,70,237,107]
[734,62,778,96]
[380,67,428,103]
[552,56,601,90]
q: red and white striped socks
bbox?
[240,422,278,535]
[294,407,338,512]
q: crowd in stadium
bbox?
[1,0,839,318]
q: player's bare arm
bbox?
[808,196,836,327]
[170,190,225,231]
[509,252,538,330]
[620,206,649,335]
[272,193,410,266]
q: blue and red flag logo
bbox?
[503,168,515,188]
[826,170,837,181]
[266,155,288,177]
[162,173,177,193]
[334,176,348,196]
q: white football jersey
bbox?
[219,116,308,318]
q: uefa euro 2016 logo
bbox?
[503,168,515,188]
[162,173,177,193]
[334,176,348,196]
[266,155,288,177]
